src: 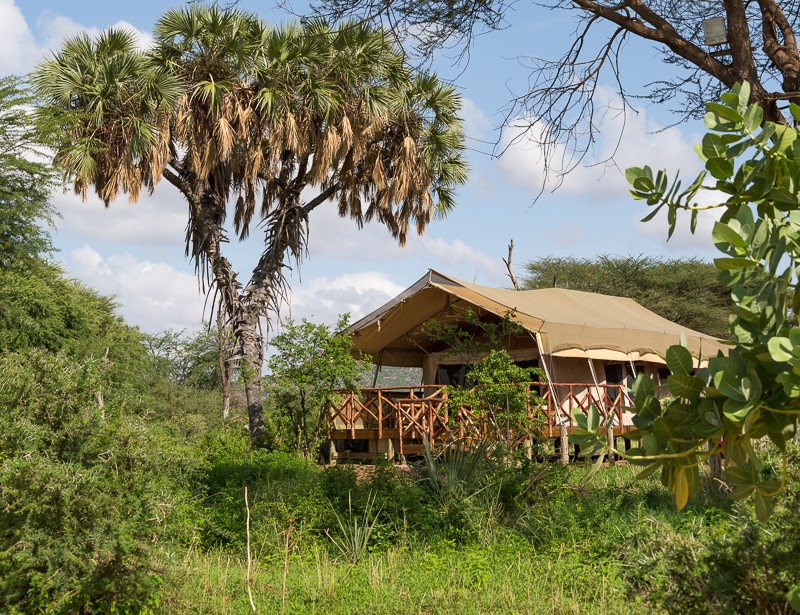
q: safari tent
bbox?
[327,269,728,460]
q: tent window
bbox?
[604,363,625,385]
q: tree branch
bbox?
[503,239,520,291]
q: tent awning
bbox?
[349,270,729,367]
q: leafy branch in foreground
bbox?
[573,82,799,521]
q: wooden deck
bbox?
[327,382,638,458]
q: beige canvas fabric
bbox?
[349,270,729,367]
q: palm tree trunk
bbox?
[238,308,267,444]
[216,307,232,420]
[181,184,269,442]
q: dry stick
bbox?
[503,239,521,290]
[244,487,257,614]
[281,519,294,615]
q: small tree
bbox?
[267,315,369,458]
[461,350,545,452]
[423,309,546,451]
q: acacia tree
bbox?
[33,5,467,443]
[313,1,800,178]
[0,76,57,270]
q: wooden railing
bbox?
[327,382,637,454]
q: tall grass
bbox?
[165,541,644,615]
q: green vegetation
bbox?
[3,275,798,612]
[574,84,800,521]
[266,316,370,459]
[2,23,799,614]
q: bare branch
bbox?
[503,239,520,291]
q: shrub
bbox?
[627,444,800,613]
[0,351,171,613]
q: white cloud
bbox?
[302,199,506,283]
[0,1,153,77]
[0,0,40,74]
[53,183,187,247]
[64,245,205,333]
[420,237,506,283]
[38,14,152,52]
[283,272,405,325]
[461,97,493,141]
[498,88,703,203]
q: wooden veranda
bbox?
[326,382,639,460]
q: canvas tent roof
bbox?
[349,270,729,367]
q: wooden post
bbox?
[377,392,383,441]
[386,437,395,462]
[606,423,616,466]
[329,440,338,466]
[559,425,569,464]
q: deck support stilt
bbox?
[606,425,616,466]
[559,425,569,464]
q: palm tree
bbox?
[33,4,467,444]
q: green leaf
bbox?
[786,585,800,611]
[735,82,751,109]
[674,466,689,510]
[701,133,726,159]
[632,373,654,399]
[665,345,693,376]
[667,374,705,399]
[714,371,747,402]
[723,399,753,422]
[729,483,755,500]
[767,336,795,362]
[711,221,748,252]
[790,102,800,123]
[742,103,763,133]
[714,257,754,270]
[706,156,734,180]
[706,102,744,123]
[635,462,660,479]
[772,124,797,151]
[754,492,774,522]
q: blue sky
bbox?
[6,0,720,333]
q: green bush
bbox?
[628,444,800,613]
[197,433,334,550]
[0,351,172,613]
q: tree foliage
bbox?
[266,315,370,458]
[423,309,547,448]
[573,82,800,520]
[313,0,800,184]
[0,76,57,269]
[523,255,733,339]
[145,327,227,390]
[33,5,467,443]
[0,352,169,613]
